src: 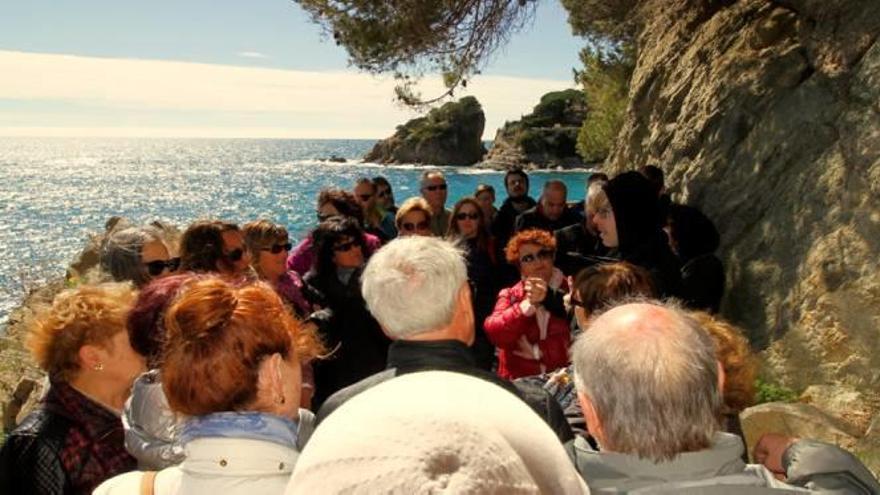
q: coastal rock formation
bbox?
[482,89,587,169]
[364,96,486,166]
[606,0,880,436]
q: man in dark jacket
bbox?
[515,179,580,234]
[569,301,880,494]
[491,168,537,285]
[316,236,574,443]
[555,179,607,276]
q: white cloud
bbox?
[0,50,575,139]
[237,51,270,59]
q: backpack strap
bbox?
[139,471,157,495]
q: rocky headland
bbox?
[364,96,487,166]
[482,89,588,169]
[606,0,880,471]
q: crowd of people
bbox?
[0,167,877,494]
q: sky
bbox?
[0,0,585,139]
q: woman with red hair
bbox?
[484,229,570,379]
[96,277,323,495]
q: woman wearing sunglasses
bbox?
[243,220,312,317]
[394,197,433,237]
[304,216,390,409]
[179,220,252,278]
[446,198,498,370]
[484,229,570,379]
[354,178,397,241]
[100,226,179,287]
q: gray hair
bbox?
[419,170,445,187]
[572,299,721,462]
[362,236,467,339]
[100,226,165,287]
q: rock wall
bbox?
[607,0,879,400]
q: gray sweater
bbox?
[568,432,879,494]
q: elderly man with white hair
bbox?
[569,301,880,494]
[316,236,573,442]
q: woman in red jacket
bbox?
[484,229,570,379]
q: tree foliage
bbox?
[576,45,634,163]
[294,0,538,105]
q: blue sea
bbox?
[0,137,593,328]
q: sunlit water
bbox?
[0,137,592,329]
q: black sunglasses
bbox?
[358,193,373,201]
[377,189,390,199]
[225,248,245,262]
[519,248,554,265]
[261,243,292,254]
[144,257,181,277]
[455,212,480,221]
[401,220,430,231]
[333,239,363,252]
[317,213,334,222]
[424,183,447,192]
[569,297,589,309]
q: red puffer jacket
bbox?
[483,277,571,380]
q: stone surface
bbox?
[607,0,880,408]
[740,402,861,459]
[800,385,876,435]
[364,96,487,166]
[483,89,587,169]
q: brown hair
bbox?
[504,229,556,265]
[573,262,657,314]
[161,277,324,416]
[242,220,289,277]
[26,283,136,381]
[179,220,240,273]
[690,311,757,412]
[446,197,490,253]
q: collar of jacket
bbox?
[45,378,125,438]
[181,411,300,451]
[572,431,749,491]
[387,339,476,372]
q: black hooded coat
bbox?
[603,172,683,298]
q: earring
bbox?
[94,363,104,372]
[276,395,286,405]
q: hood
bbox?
[603,171,661,254]
[123,370,185,469]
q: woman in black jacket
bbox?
[304,216,390,408]
[591,171,683,298]
[446,197,499,370]
[667,203,725,313]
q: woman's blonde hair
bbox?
[395,197,433,229]
[26,283,136,381]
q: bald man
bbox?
[568,301,880,494]
[514,179,579,234]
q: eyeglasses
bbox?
[401,220,430,232]
[519,248,554,265]
[377,189,390,199]
[595,207,613,218]
[333,239,363,252]
[261,243,292,254]
[225,248,245,262]
[455,212,480,221]
[424,183,447,192]
[144,257,181,277]
[358,193,373,201]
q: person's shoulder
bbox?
[315,369,397,425]
[93,467,182,495]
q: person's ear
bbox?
[456,283,475,346]
[258,353,286,404]
[716,360,726,396]
[578,390,607,450]
[78,344,106,372]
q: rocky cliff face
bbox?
[483,89,587,169]
[364,96,486,166]
[608,0,880,449]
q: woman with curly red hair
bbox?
[484,229,570,379]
